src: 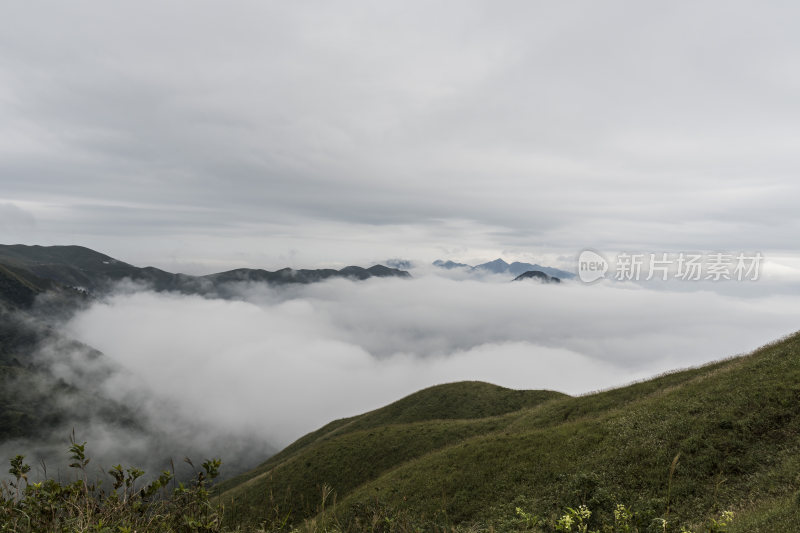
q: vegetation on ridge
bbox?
[214,332,800,532]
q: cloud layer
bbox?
[1,2,799,270]
[63,275,800,449]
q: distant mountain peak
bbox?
[474,258,511,274]
[385,258,413,270]
[512,270,561,283]
[432,260,471,270]
[433,257,575,280]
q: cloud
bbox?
[60,275,800,451]
[1,2,800,268]
[0,202,36,230]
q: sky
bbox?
[1,1,799,273]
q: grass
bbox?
[215,331,800,532]
[218,383,564,526]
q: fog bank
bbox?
[62,275,800,448]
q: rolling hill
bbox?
[217,332,800,532]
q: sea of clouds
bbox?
[57,271,800,456]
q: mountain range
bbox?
[0,244,410,305]
[433,257,575,279]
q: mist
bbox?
[52,274,800,463]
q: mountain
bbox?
[0,248,124,441]
[0,245,411,297]
[0,244,195,294]
[512,270,561,283]
[385,258,414,270]
[0,262,59,309]
[474,258,510,274]
[0,295,141,442]
[479,258,575,279]
[508,261,573,279]
[217,332,800,532]
[207,264,409,285]
[432,259,472,270]
[433,257,575,279]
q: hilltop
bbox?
[218,332,800,532]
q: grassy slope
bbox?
[0,264,55,309]
[0,244,175,292]
[339,334,800,530]
[219,333,800,531]
[218,382,565,525]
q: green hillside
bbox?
[218,383,564,523]
[0,263,57,309]
[218,332,800,532]
[0,244,182,292]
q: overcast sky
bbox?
[1,1,799,273]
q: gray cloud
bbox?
[1,2,799,268]
[0,202,36,230]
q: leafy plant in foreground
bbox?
[0,439,223,532]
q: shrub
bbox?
[0,439,222,532]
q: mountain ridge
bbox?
[0,244,411,299]
[434,257,574,279]
[217,332,800,531]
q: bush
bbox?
[0,438,222,532]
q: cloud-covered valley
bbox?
[62,275,800,452]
